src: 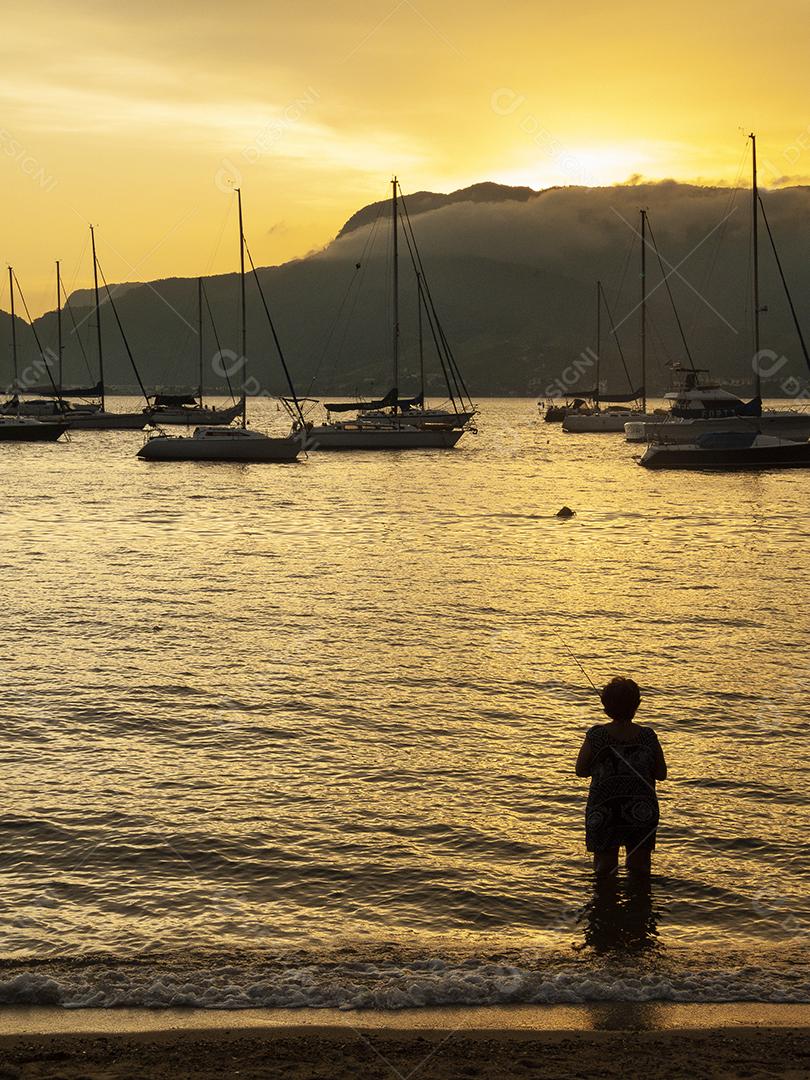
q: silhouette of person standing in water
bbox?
[576,677,667,878]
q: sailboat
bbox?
[0,266,68,441]
[540,398,593,423]
[144,278,242,426]
[563,218,659,433]
[8,232,153,430]
[138,189,304,463]
[628,134,810,445]
[1,261,105,424]
[0,414,67,441]
[305,178,474,450]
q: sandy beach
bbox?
[0,1005,808,1078]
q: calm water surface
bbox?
[0,398,807,1007]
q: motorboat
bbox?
[630,134,810,446]
[625,368,810,443]
[639,431,810,470]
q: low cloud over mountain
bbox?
[4,180,810,398]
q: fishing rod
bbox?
[547,624,601,695]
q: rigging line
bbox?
[758,194,810,375]
[60,282,95,384]
[398,213,460,410]
[422,289,458,408]
[645,216,695,369]
[10,272,63,398]
[687,141,749,344]
[200,279,236,402]
[307,201,386,398]
[403,233,464,410]
[648,317,673,368]
[397,188,474,410]
[178,201,239,389]
[410,251,470,408]
[96,263,151,403]
[328,229,382,398]
[66,229,89,298]
[612,226,636,318]
[168,204,238,394]
[306,270,358,397]
[403,236,460,408]
[323,210,385,400]
[600,285,635,394]
[204,199,235,279]
[399,217,461,409]
[243,241,307,427]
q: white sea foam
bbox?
[0,960,807,1010]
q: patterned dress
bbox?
[585,725,661,853]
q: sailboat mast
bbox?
[8,266,17,387]
[640,209,647,414]
[595,280,601,410]
[90,226,105,412]
[237,188,247,428]
[416,272,424,402]
[392,176,399,414]
[197,276,204,406]
[56,260,62,390]
[750,132,761,398]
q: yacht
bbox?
[306,178,476,450]
[639,430,810,470]
[627,134,810,446]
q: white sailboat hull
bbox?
[0,400,145,430]
[66,412,149,430]
[626,411,810,444]
[306,425,463,450]
[563,410,657,433]
[354,409,475,431]
[138,427,302,462]
[145,403,243,426]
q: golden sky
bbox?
[2,0,809,315]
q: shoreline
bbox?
[0,1002,808,1037]
[0,1005,808,1079]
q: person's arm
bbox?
[575,734,594,777]
[654,735,667,781]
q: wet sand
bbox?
[0,1005,807,1078]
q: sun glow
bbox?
[3,0,810,313]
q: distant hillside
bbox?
[67,282,144,309]
[3,180,810,398]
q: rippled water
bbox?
[0,398,807,1007]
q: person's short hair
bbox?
[601,677,641,721]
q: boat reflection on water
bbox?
[578,875,661,954]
